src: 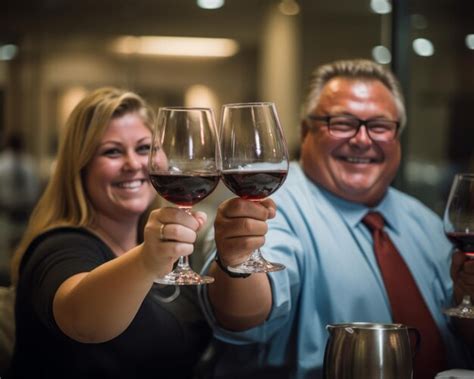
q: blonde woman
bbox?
[8,87,211,378]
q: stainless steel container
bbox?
[323,322,420,379]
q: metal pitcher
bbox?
[323,322,420,379]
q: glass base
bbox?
[154,268,214,285]
[443,305,474,319]
[229,251,285,274]
[443,295,474,319]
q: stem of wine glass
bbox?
[461,294,472,307]
[250,249,265,261]
[177,207,194,271]
[176,255,190,270]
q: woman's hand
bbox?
[142,207,207,278]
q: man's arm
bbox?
[207,198,275,331]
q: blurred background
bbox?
[0,0,473,277]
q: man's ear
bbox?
[301,120,309,141]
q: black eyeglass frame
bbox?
[306,115,400,142]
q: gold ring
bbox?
[159,223,166,241]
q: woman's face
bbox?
[84,112,165,222]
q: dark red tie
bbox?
[363,211,446,379]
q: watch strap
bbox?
[214,254,251,278]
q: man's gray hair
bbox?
[301,59,407,136]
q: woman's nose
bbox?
[123,152,143,171]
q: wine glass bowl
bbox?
[148,107,220,285]
[220,102,289,274]
[443,173,474,318]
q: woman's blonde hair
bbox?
[11,87,155,284]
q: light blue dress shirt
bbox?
[200,162,473,379]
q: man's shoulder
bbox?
[387,187,441,221]
[388,187,430,208]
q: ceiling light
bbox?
[466,34,474,50]
[370,0,391,14]
[197,0,224,9]
[372,45,391,64]
[0,44,18,61]
[412,38,434,57]
[112,36,239,58]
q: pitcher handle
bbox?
[408,326,421,359]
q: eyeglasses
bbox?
[307,115,400,142]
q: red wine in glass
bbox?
[221,170,287,201]
[446,232,474,258]
[149,173,220,207]
[443,173,474,318]
[148,107,220,285]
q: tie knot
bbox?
[362,211,385,231]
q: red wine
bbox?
[446,232,474,253]
[149,173,219,207]
[221,170,287,200]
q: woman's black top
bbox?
[8,228,211,379]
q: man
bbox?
[200,59,474,378]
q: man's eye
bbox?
[369,123,393,133]
[331,119,357,129]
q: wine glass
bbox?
[148,107,220,285]
[443,173,474,318]
[219,102,289,274]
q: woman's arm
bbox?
[52,208,206,343]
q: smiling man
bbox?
[201,59,474,379]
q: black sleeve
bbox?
[20,229,113,336]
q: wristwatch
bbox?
[214,254,251,278]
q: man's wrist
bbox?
[214,253,251,278]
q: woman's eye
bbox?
[137,144,151,154]
[103,148,122,157]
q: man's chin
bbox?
[336,181,383,204]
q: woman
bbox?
[8,87,211,378]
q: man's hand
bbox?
[451,250,474,303]
[214,197,276,267]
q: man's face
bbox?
[300,77,401,206]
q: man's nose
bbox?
[349,124,373,145]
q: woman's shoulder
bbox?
[20,227,110,274]
[28,227,103,253]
